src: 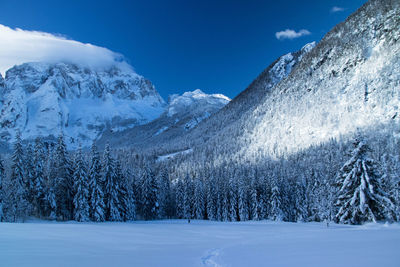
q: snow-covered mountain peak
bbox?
[0,72,4,87]
[4,62,150,99]
[265,41,316,88]
[0,61,166,147]
[301,41,316,54]
[96,88,230,148]
[167,89,230,117]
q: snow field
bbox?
[0,220,399,267]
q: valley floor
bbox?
[0,220,399,267]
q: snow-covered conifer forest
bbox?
[0,129,399,225]
[1,0,399,225]
[1,0,400,265]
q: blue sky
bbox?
[0,0,367,99]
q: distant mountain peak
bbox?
[0,61,165,147]
[301,41,316,54]
[167,89,230,117]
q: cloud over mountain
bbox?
[0,24,131,76]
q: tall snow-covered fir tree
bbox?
[270,183,284,221]
[205,175,216,220]
[45,187,57,220]
[44,143,57,220]
[115,159,135,221]
[33,137,46,218]
[228,176,238,221]
[88,144,105,222]
[9,131,30,221]
[24,143,35,209]
[53,133,73,220]
[140,163,158,220]
[0,157,4,222]
[120,166,136,221]
[250,174,259,221]
[73,147,90,222]
[221,177,229,221]
[238,176,249,221]
[103,143,121,221]
[175,178,184,219]
[183,173,193,219]
[193,178,204,219]
[334,139,395,225]
[157,166,171,219]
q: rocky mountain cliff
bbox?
[0,62,165,147]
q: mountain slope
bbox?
[97,89,230,149]
[237,0,399,160]
[177,0,399,165]
[127,41,316,154]
[0,62,165,147]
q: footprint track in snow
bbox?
[201,248,222,267]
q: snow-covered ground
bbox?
[0,220,399,267]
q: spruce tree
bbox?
[53,133,73,220]
[270,183,284,221]
[206,176,216,220]
[9,131,30,221]
[121,167,136,221]
[293,180,307,222]
[33,137,46,218]
[250,175,259,221]
[0,157,4,222]
[258,176,268,220]
[157,166,170,219]
[115,159,132,221]
[141,163,158,220]
[103,143,121,221]
[228,176,238,221]
[175,178,184,219]
[45,187,57,220]
[193,178,204,219]
[24,143,35,210]
[392,179,400,221]
[238,177,249,221]
[73,148,90,222]
[88,144,105,222]
[221,179,229,221]
[183,173,193,220]
[334,139,395,224]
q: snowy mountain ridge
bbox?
[238,0,400,160]
[167,89,230,117]
[97,89,230,148]
[268,42,316,85]
[0,62,166,147]
[127,41,317,154]
[181,0,399,165]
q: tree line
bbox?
[0,132,398,225]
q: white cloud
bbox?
[0,24,132,76]
[331,6,345,13]
[275,29,311,40]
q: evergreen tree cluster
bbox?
[0,135,167,222]
[0,132,398,225]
